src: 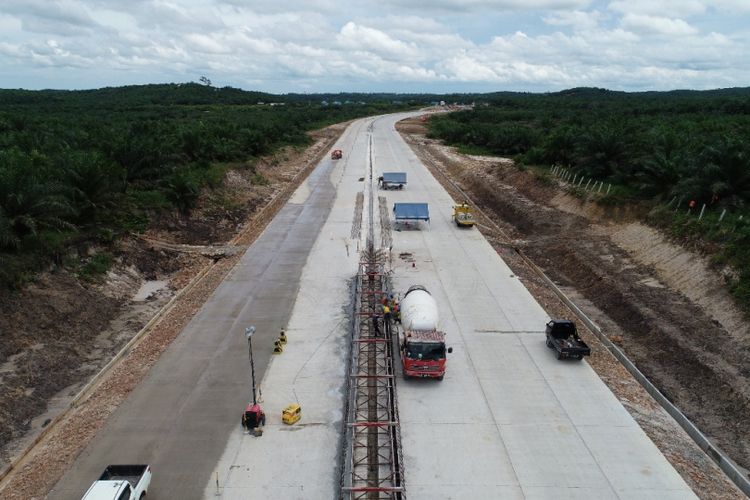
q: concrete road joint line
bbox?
[417,213,524,488]
[396,133,517,330]
[517,333,618,496]
[529,257,750,497]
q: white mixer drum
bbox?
[400,285,439,331]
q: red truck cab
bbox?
[401,330,452,380]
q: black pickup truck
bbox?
[545,320,591,360]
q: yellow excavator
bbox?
[452,202,475,227]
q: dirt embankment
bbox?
[397,118,748,499]
[0,122,347,497]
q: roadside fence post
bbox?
[597,182,603,193]
[698,204,706,220]
[719,209,726,223]
[606,183,611,195]
[585,179,592,190]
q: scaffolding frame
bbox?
[341,249,405,499]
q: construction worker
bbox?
[372,313,381,337]
[383,304,391,334]
[393,302,401,324]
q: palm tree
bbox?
[60,151,125,226]
[677,136,750,208]
[634,131,691,199]
[0,149,76,250]
[576,124,633,179]
[542,126,578,166]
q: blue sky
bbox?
[1,0,749,93]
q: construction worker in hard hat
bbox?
[383,304,392,334]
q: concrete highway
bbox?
[379,113,696,499]
[51,113,697,499]
[49,118,368,500]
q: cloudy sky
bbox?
[1,0,749,93]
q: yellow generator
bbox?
[452,203,475,227]
[282,404,301,425]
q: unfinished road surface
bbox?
[53,113,699,499]
[204,113,697,499]
[48,119,368,500]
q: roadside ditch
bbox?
[397,117,748,499]
[0,121,349,499]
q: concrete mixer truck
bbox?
[399,285,452,381]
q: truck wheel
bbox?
[546,339,552,348]
[556,351,563,360]
[402,372,410,380]
[437,375,444,381]
[140,493,146,499]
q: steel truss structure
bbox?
[341,247,405,499]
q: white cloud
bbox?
[543,10,602,30]
[184,33,229,54]
[2,0,99,35]
[0,0,747,91]
[608,0,706,17]
[441,54,498,81]
[337,22,420,60]
[712,0,750,14]
[621,14,698,36]
[383,0,592,12]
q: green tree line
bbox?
[428,87,750,207]
[427,87,750,311]
[0,83,414,286]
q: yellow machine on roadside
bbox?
[452,203,475,227]
[282,404,301,425]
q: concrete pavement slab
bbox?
[204,117,375,499]
[375,113,697,499]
